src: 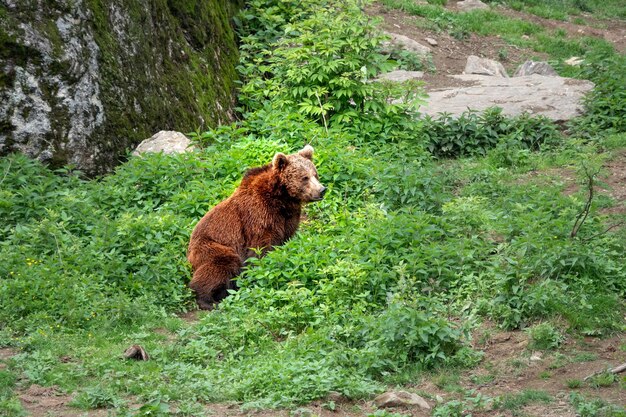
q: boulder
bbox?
[133,131,195,156]
[383,32,431,56]
[0,0,240,175]
[420,74,594,122]
[464,55,509,77]
[374,391,431,409]
[377,70,425,82]
[457,0,489,11]
[514,61,558,77]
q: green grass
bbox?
[504,0,626,20]
[498,390,553,414]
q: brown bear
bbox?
[187,145,326,309]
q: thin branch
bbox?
[584,362,626,381]
[314,92,329,138]
[581,221,625,242]
[570,165,595,238]
[0,159,12,186]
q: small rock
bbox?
[133,130,195,156]
[457,0,489,11]
[514,61,558,77]
[123,344,150,361]
[374,391,431,410]
[521,35,530,40]
[565,56,584,66]
[436,394,444,403]
[383,31,431,55]
[530,351,543,361]
[464,55,508,77]
[377,70,425,82]
[424,37,438,46]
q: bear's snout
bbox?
[312,185,326,201]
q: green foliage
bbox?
[433,391,492,417]
[570,392,626,417]
[497,389,552,411]
[0,370,23,417]
[526,322,564,350]
[236,0,426,143]
[71,385,123,409]
[588,372,617,388]
[567,378,583,388]
[570,52,626,135]
[422,108,560,158]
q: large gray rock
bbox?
[0,0,240,174]
[420,74,594,122]
[457,0,489,11]
[464,55,509,77]
[374,391,431,409]
[132,131,195,156]
[377,70,425,82]
[383,32,431,56]
[514,61,558,77]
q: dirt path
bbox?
[368,2,542,91]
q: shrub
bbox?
[526,323,564,350]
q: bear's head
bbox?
[272,145,326,202]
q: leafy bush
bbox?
[526,323,564,350]
[422,108,560,158]
[571,52,626,135]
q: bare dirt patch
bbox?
[599,150,626,216]
[0,347,16,370]
[450,326,625,416]
[367,3,543,91]
[200,400,431,417]
[18,384,108,417]
[178,309,203,324]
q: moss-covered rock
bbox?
[0,0,241,174]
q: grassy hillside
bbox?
[1,0,625,415]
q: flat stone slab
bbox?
[420,74,594,121]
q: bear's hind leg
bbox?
[189,245,242,310]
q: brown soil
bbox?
[18,384,108,417]
[599,150,626,215]
[368,2,543,91]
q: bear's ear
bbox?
[272,152,289,171]
[298,145,314,160]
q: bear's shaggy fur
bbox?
[187,145,325,309]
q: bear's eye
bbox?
[302,176,309,181]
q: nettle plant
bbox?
[237,0,425,138]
